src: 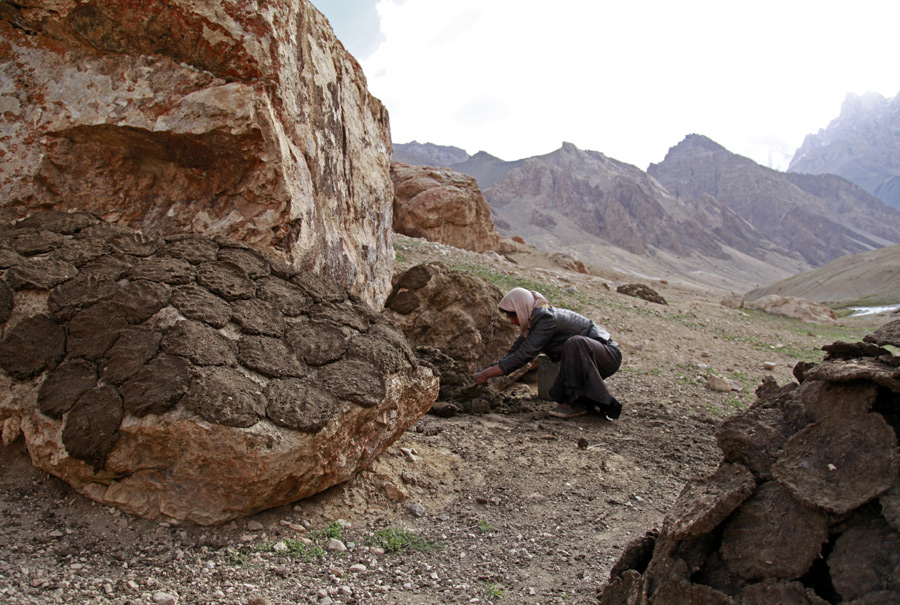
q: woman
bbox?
[473,287,622,419]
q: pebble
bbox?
[408,502,426,517]
[152,591,178,605]
[325,538,347,552]
[349,563,367,573]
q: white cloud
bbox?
[330,0,900,169]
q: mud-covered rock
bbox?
[0,214,438,525]
[863,318,900,348]
[0,314,66,379]
[599,319,900,603]
[828,520,900,601]
[616,283,668,305]
[720,482,828,581]
[663,463,756,541]
[385,263,518,372]
[772,413,899,515]
[414,346,498,414]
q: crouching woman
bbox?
[473,287,622,419]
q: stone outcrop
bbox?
[0,0,393,308]
[0,212,438,525]
[391,163,500,254]
[384,263,517,373]
[599,320,900,604]
[744,294,837,325]
[617,283,667,305]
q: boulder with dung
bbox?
[0,212,437,525]
[617,283,668,305]
[0,0,393,308]
[599,319,900,603]
[384,263,518,374]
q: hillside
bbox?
[746,243,900,307]
[2,234,891,605]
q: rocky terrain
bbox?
[1,233,892,605]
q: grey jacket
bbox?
[496,306,613,374]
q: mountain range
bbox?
[788,91,900,210]
[394,133,900,296]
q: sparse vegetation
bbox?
[476,519,494,533]
[367,528,437,553]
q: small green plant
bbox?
[280,539,326,562]
[476,519,494,533]
[227,552,248,567]
[486,582,503,599]
[310,521,344,542]
[367,528,435,553]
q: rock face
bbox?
[599,321,900,603]
[0,0,393,308]
[391,163,500,253]
[384,263,517,373]
[789,92,900,211]
[0,212,438,525]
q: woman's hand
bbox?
[473,365,503,384]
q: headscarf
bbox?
[498,287,549,335]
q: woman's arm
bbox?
[473,364,504,384]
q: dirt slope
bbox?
[0,235,892,605]
[745,243,900,307]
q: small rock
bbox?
[247,521,264,531]
[273,541,288,552]
[152,591,178,605]
[408,502,426,517]
[349,563,367,573]
[325,538,347,552]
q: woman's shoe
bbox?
[548,404,586,418]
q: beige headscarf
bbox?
[499,287,549,335]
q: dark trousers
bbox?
[548,336,622,417]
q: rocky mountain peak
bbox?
[657,133,729,160]
[788,91,900,210]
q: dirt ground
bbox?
[0,235,891,605]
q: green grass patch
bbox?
[477,519,494,533]
[309,521,344,542]
[366,528,437,553]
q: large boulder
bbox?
[744,294,838,325]
[0,0,393,308]
[384,262,517,373]
[391,163,501,253]
[599,325,900,603]
[0,213,438,525]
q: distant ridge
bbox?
[649,134,900,267]
[392,141,470,168]
[745,244,900,307]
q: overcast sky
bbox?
[311,0,900,171]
